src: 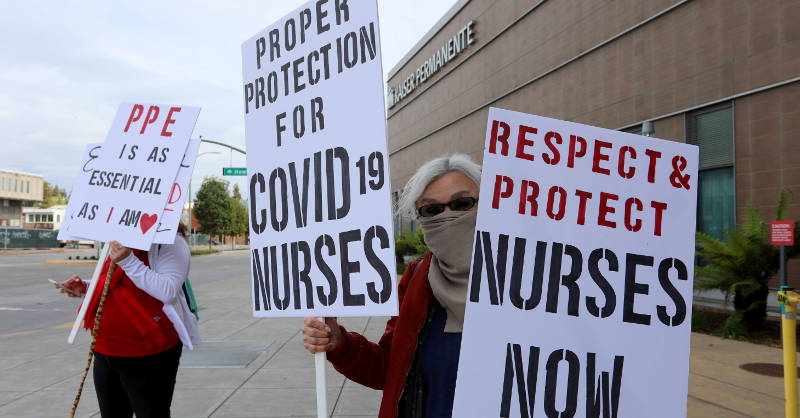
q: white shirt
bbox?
[115,235,201,349]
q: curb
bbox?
[45,260,98,265]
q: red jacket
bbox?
[327,253,433,418]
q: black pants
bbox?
[93,342,182,418]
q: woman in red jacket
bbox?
[57,224,198,418]
[302,154,481,418]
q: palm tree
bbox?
[695,189,799,334]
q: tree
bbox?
[193,177,232,248]
[228,184,249,249]
[40,181,68,208]
[695,189,800,335]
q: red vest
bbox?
[85,251,179,357]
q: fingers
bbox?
[304,326,329,338]
[302,317,337,354]
[303,317,331,333]
[303,341,334,353]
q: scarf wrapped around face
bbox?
[420,210,477,333]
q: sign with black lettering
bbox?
[58,142,102,241]
[452,108,698,417]
[66,103,200,250]
[241,0,397,317]
[59,138,200,245]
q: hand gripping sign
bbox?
[452,108,699,418]
[241,1,395,416]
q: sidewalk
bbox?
[0,267,792,417]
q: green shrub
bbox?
[720,312,749,340]
[395,228,429,261]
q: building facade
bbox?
[386,0,799,284]
[22,205,66,230]
[0,170,44,227]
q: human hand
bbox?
[58,275,86,298]
[302,317,342,354]
[108,240,132,263]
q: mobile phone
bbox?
[48,278,80,296]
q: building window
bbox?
[14,180,17,192]
[688,103,735,240]
[621,125,643,135]
[56,214,60,222]
[47,214,53,222]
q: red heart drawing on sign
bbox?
[140,213,158,234]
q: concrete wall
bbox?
[386,0,800,283]
[387,0,799,186]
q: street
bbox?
[0,249,247,336]
[0,249,792,417]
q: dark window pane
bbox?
[687,104,733,170]
[697,167,735,240]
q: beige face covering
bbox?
[419,210,478,333]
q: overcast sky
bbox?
[0,0,458,195]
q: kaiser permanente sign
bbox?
[386,20,475,108]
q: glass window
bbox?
[621,125,643,135]
[47,214,53,222]
[688,104,734,240]
[57,214,60,222]
[14,180,17,192]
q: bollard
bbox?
[778,286,799,418]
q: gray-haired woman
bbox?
[302,154,481,418]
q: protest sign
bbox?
[241,0,396,318]
[154,138,201,243]
[67,103,199,250]
[58,142,103,241]
[60,138,199,244]
[452,108,699,418]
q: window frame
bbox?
[686,102,737,237]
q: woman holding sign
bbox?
[302,154,480,418]
[56,223,199,418]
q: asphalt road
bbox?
[0,249,250,336]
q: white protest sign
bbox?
[58,142,103,241]
[67,103,199,250]
[154,137,201,243]
[60,138,199,243]
[241,0,397,318]
[453,108,698,418]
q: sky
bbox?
[0,0,459,196]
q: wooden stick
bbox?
[68,261,116,418]
[68,243,109,344]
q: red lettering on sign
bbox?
[161,107,182,137]
[515,125,537,161]
[124,105,144,132]
[591,140,612,175]
[598,192,618,228]
[492,175,514,209]
[140,106,160,134]
[489,120,510,156]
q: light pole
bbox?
[187,150,221,246]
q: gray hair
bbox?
[397,153,482,217]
